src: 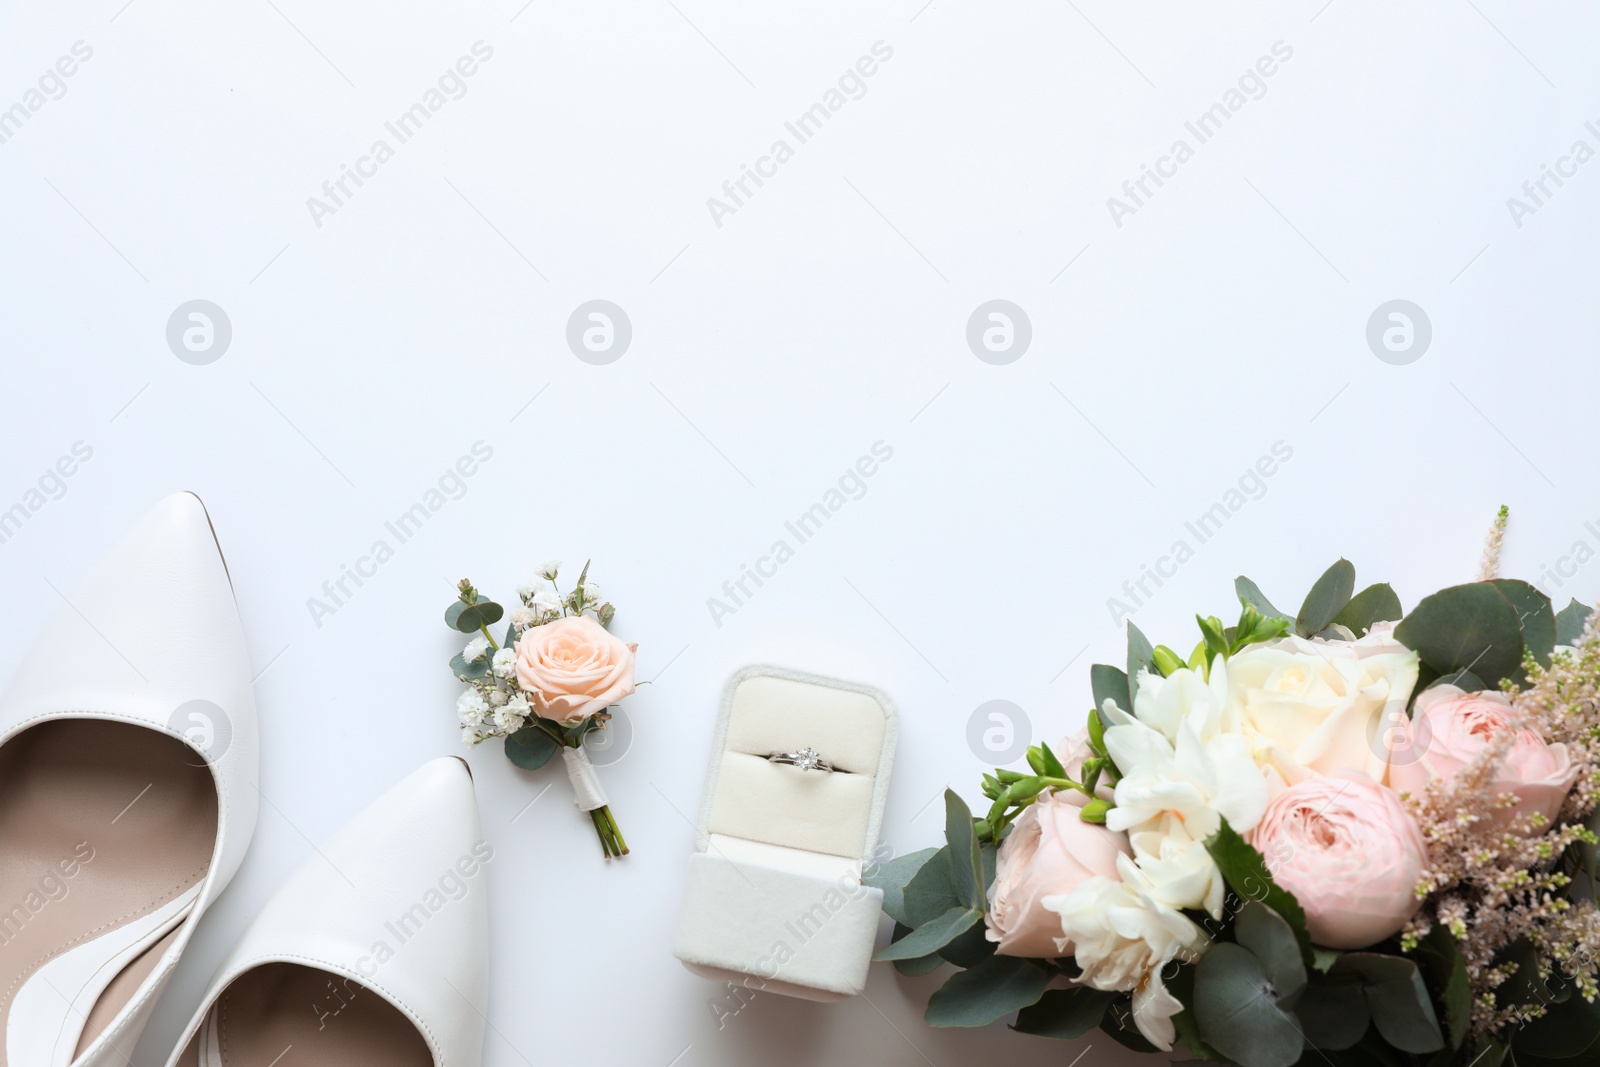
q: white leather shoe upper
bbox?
[0,492,259,1067]
[165,757,490,1067]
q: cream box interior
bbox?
[671,665,898,1002]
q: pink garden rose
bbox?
[1389,684,1579,833]
[1249,775,1425,949]
[513,615,637,726]
[985,789,1130,958]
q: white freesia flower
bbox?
[1043,854,1208,1051]
[1226,628,1418,786]
[1101,659,1270,917]
[463,635,490,663]
[492,647,518,679]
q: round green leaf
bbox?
[1293,982,1368,1050]
[1235,901,1307,1004]
[446,599,504,633]
[1333,583,1403,636]
[1394,583,1526,688]
[1332,952,1444,1054]
[503,725,559,769]
[1194,943,1306,1067]
[1493,579,1556,667]
[1557,599,1594,646]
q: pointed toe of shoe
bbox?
[167,759,491,1067]
[0,491,254,736]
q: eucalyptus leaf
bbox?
[925,955,1053,1027]
[1293,982,1369,1050]
[1394,583,1526,689]
[1127,622,1156,708]
[943,790,984,911]
[1237,575,1292,622]
[1493,579,1557,667]
[1013,986,1113,1039]
[450,651,491,681]
[1333,583,1404,636]
[1556,599,1594,646]
[872,906,981,961]
[1090,664,1131,717]
[865,847,939,926]
[888,922,944,976]
[1298,559,1356,637]
[503,726,559,770]
[446,598,504,634]
[1236,900,1308,1004]
[1333,953,1444,1054]
[1205,820,1314,967]
[902,848,961,927]
[936,918,997,968]
[1194,943,1305,1067]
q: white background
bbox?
[3,1,1600,1064]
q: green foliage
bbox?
[445,597,503,634]
[926,956,1053,1027]
[1298,559,1357,637]
[865,847,937,925]
[503,725,559,769]
[1127,621,1156,706]
[1090,664,1130,716]
[1333,583,1404,636]
[1557,598,1594,646]
[1205,820,1313,967]
[1395,583,1527,689]
[1492,578,1556,667]
[1012,987,1113,1039]
[1236,575,1292,622]
[1195,943,1306,1067]
[450,650,491,681]
[1331,953,1444,1054]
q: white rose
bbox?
[1227,631,1419,786]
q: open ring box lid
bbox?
[671,665,898,1002]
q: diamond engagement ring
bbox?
[765,747,834,773]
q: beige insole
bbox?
[0,719,217,1064]
[174,963,434,1067]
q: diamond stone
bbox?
[793,747,821,771]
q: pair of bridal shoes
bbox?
[0,494,487,1066]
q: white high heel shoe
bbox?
[0,492,259,1067]
[165,757,489,1067]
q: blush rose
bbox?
[1248,774,1425,949]
[1390,685,1579,833]
[513,615,637,726]
[984,789,1130,958]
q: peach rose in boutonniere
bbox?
[514,614,638,726]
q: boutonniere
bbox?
[447,561,634,858]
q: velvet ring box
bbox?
[672,665,898,1001]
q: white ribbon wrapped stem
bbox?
[562,745,610,811]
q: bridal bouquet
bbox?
[447,561,635,857]
[870,511,1600,1067]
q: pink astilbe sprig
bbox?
[1401,606,1600,1038]
[1477,504,1511,582]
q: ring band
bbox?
[765,747,834,773]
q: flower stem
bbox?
[588,805,629,858]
